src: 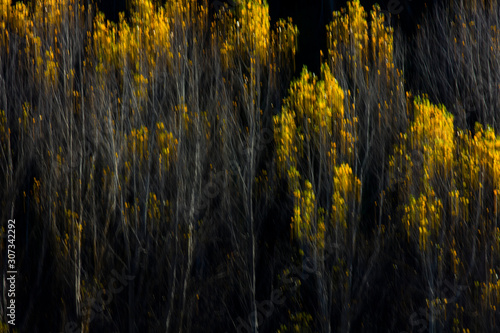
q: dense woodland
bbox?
[0,0,499,332]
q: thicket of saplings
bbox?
[0,0,499,332]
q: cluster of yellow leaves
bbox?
[131,0,179,69]
[455,124,500,221]
[65,209,80,229]
[274,57,361,249]
[91,0,188,100]
[469,124,500,191]
[327,1,400,133]
[274,66,348,177]
[370,5,394,79]
[271,18,298,70]
[332,163,361,230]
[450,244,461,276]
[327,0,368,70]
[174,103,191,132]
[327,1,395,73]
[286,166,300,197]
[390,92,500,255]
[133,73,149,100]
[427,297,449,321]
[492,24,500,54]
[0,1,33,61]
[277,311,313,333]
[285,68,317,122]
[156,122,178,174]
[219,0,270,65]
[448,189,469,219]
[479,269,500,312]
[123,199,140,227]
[390,97,451,251]
[291,180,315,241]
[274,107,297,177]
[44,48,58,88]
[237,0,270,62]
[33,0,70,31]
[390,97,451,183]
[316,208,327,250]
[7,1,31,42]
[216,0,297,72]
[32,177,41,205]
[410,96,455,181]
[0,0,9,20]
[19,102,30,132]
[93,12,118,73]
[147,192,161,223]
[274,62,363,246]
[0,0,90,98]
[92,0,209,101]
[128,126,149,161]
[113,0,204,70]
[165,0,207,36]
[403,192,442,251]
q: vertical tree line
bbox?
[0,0,499,332]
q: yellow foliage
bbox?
[131,0,176,69]
[44,48,58,88]
[0,0,10,21]
[156,122,178,173]
[389,96,454,252]
[10,2,30,37]
[332,163,361,229]
[147,192,161,222]
[133,73,149,100]
[327,0,368,70]
[274,104,297,178]
[455,124,500,219]
[32,177,41,205]
[271,18,298,69]
[219,0,270,66]
[479,269,500,311]
[326,1,399,128]
[291,180,315,241]
[129,126,149,161]
[33,0,70,30]
[403,192,442,251]
[391,93,500,256]
[274,66,348,178]
[370,4,394,78]
[93,12,118,72]
[410,96,455,180]
[471,124,500,191]
[174,103,191,132]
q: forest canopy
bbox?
[0,0,499,332]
